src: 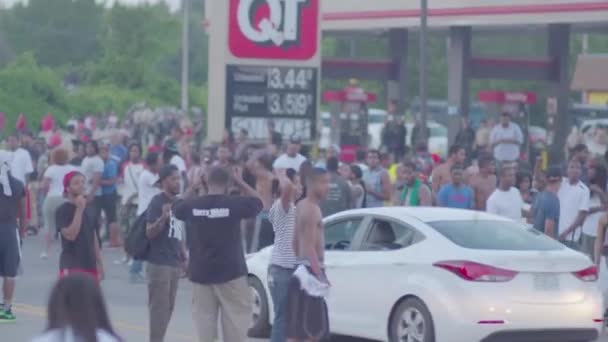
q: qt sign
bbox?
[229,0,319,60]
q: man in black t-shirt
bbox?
[0,150,27,323]
[145,164,186,342]
[55,171,103,282]
[174,166,262,342]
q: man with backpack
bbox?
[126,152,162,284]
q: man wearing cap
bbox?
[0,150,26,322]
[273,136,307,171]
[489,112,524,163]
[55,171,103,282]
[532,167,562,238]
[145,164,187,342]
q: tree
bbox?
[0,0,103,67]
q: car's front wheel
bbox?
[389,297,435,342]
[247,276,271,338]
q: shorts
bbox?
[286,267,330,340]
[0,225,21,278]
[96,192,118,224]
[43,195,66,233]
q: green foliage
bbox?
[0,53,69,128]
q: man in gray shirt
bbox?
[532,167,561,238]
[320,157,352,217]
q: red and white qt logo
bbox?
[229,0,319,60]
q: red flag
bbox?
[16,113,27,131]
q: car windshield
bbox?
[427,220,565,251]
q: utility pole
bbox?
[181,0,190,113]
[581,33,589,104]
[419,0,429,141]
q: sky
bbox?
[2,0,181,11]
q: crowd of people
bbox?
[0,108,607,342]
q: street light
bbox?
[419,0,429,141]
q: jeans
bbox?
[268,265,295,342]
[130,260,143,275]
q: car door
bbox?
[322,215,369,332]
[326,215,425,338]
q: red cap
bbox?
[63,171,82,195]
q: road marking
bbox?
[13,303,196,341]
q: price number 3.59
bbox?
[268,93,313,116]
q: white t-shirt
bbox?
[582,195,601,237]
[486,187,524,221]
[137,169,160,216]
[489,123,524,162]
[121,162,144,205]
[170,155,187,193]
[10,148,34,185]
[81,155,104,197]
[273,153,307,171]
[43,164,78,197]
[31,328,120,342]
[558,178,590,242]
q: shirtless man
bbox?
[246,152,278,252]
[287,167,330,342]
[469,154,497,211]
[431,144,466,195]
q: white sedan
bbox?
[246,207,604,342]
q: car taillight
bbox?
[434,260,518,282]
[572,266,598,282]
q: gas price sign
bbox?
[226,65,317,140]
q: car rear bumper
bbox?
[480,328,599,342]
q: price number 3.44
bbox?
[267,68,313,90]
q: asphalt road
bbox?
[2,235,608,341]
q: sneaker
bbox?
[0,308,16,322]
[129,273,145,284]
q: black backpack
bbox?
[125,210,150,261]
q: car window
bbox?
[324,217,364,251]
[360,219,419,251]
[428,220,565,251]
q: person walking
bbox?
[320,157,352,217]
[398,161,432,207]
[437,164,473,209]
[486,165,526,221]
[267,168,299,342]
[40,148,77,259]
[55,171,104,281]
[0,151,27,323]
[129,152,162,283]
[431,144,466,197]
[558,159,590,250]
[469,154,496,211]
[173,166,263,342]
[532,167,562,238]
[31,274,121,342]
[145,164,187,342]
[489,112,524,164]
[580,162,607,259]
[286,167,331,341]
[116,144,144,265]
[362,150,391,208]
[99,144,121,247]
[81,141,104,243]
